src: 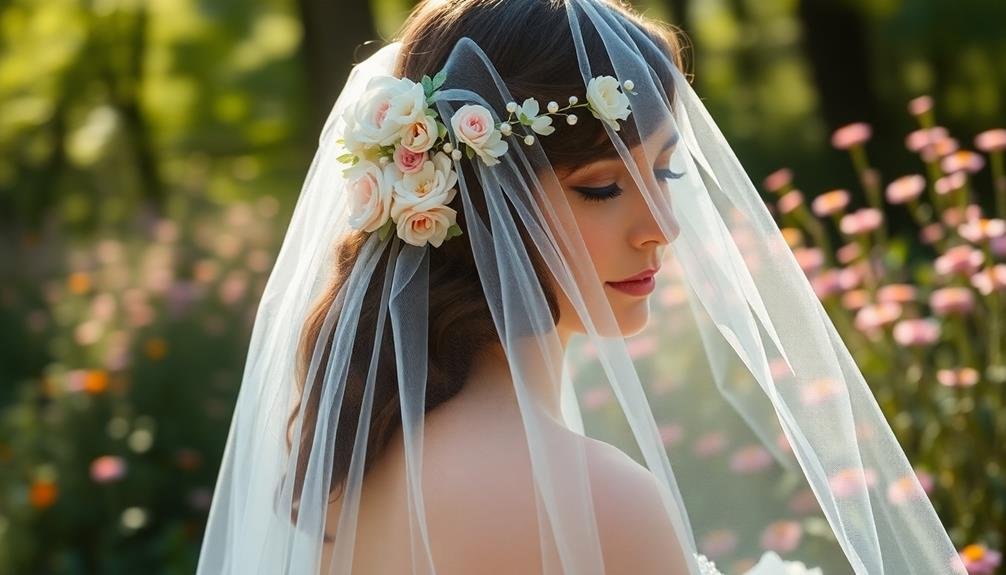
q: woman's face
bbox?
[548,121,682,340]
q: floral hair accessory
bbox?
[337,69,636,247]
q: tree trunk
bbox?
[297,0,378,135]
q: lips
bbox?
[613,268,659,283]
[606,267,659,296]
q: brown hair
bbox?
[286,0,688,520]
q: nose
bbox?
[630,186,680,249]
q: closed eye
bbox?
[655,167,685,180]
[573,166,686,202]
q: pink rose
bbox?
[393,145,426,174]
[450,104,508,165]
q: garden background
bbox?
[1,0,1004,573]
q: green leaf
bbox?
[378,219,394,241]
[438,122,448,139]
[425,107,439,119]
[445,223,463,240]
[432,69,447,91]
[465,146,475,160]
[518,112,530,126]
[336,153,356,164]
[421,75,433,97]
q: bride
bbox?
[196,1,966,574]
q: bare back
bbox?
[319,388,688,574]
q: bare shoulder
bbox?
[421,407,688,574]
[581,435,691,575]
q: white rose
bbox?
[586,75,631,131]
[391,151,458,219]
[342,75,426,150]
[396,204,458,247]
[450,104,508,166]
[344,160,395,233]
[742,551,823,575]
[400,114,440,153]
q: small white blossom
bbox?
[524,134,535,146]
[547,101,559,113]
[566,114,578,126]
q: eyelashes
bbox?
[573,167,686,203]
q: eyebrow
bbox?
[562,130,680,178]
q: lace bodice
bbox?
[695,552,725,575]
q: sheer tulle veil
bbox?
[195,1,966,573]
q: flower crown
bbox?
[337,70,636,247]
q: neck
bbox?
[459,325,574,425]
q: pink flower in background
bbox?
[908,95,934,116]
[877,284,917,304]
[919,222,946,245]
[959,218,1006,244]
[854,302,902,333]
[693,431,728,458]
[829,467,878,498]
[885,174,926,204]
[775,431,794,454]
[836,242,862,264]
[937,367,979,388]
[906,126,948,153]
[700,529,739,559]
[941,150,986,175]
[838,263,867,290]
[959,544,1002,575]
[935,245,984,277]
[90,455,127,484]
[941,204,983,227]
[769,357,794,380]
[582,386,612,410]
[892,318,941,347]
[831,122,872,150]
[811,269,842,299]
[793,247,824,276]
[974,129,1006,153]
[788,488,821,515]
[760,520,803,553]
[811,189,850,217]
[971,265,1006,295]
[935,172,967,196]
[840,289,869,312]
[778,190,804,215]
[658,423,683,447]
[763,168,793,193]
[887,474,929,505]
[929,287,975,316]
[780,227,804,248]
[915,469,936,495]
[729,445,773,474]
[922,137,960,162]
[840,208,884,236]
[992,235,1006,258]
[799,377,843,406]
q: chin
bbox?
[615,302,650,337]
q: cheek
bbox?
[568,203,623,279]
